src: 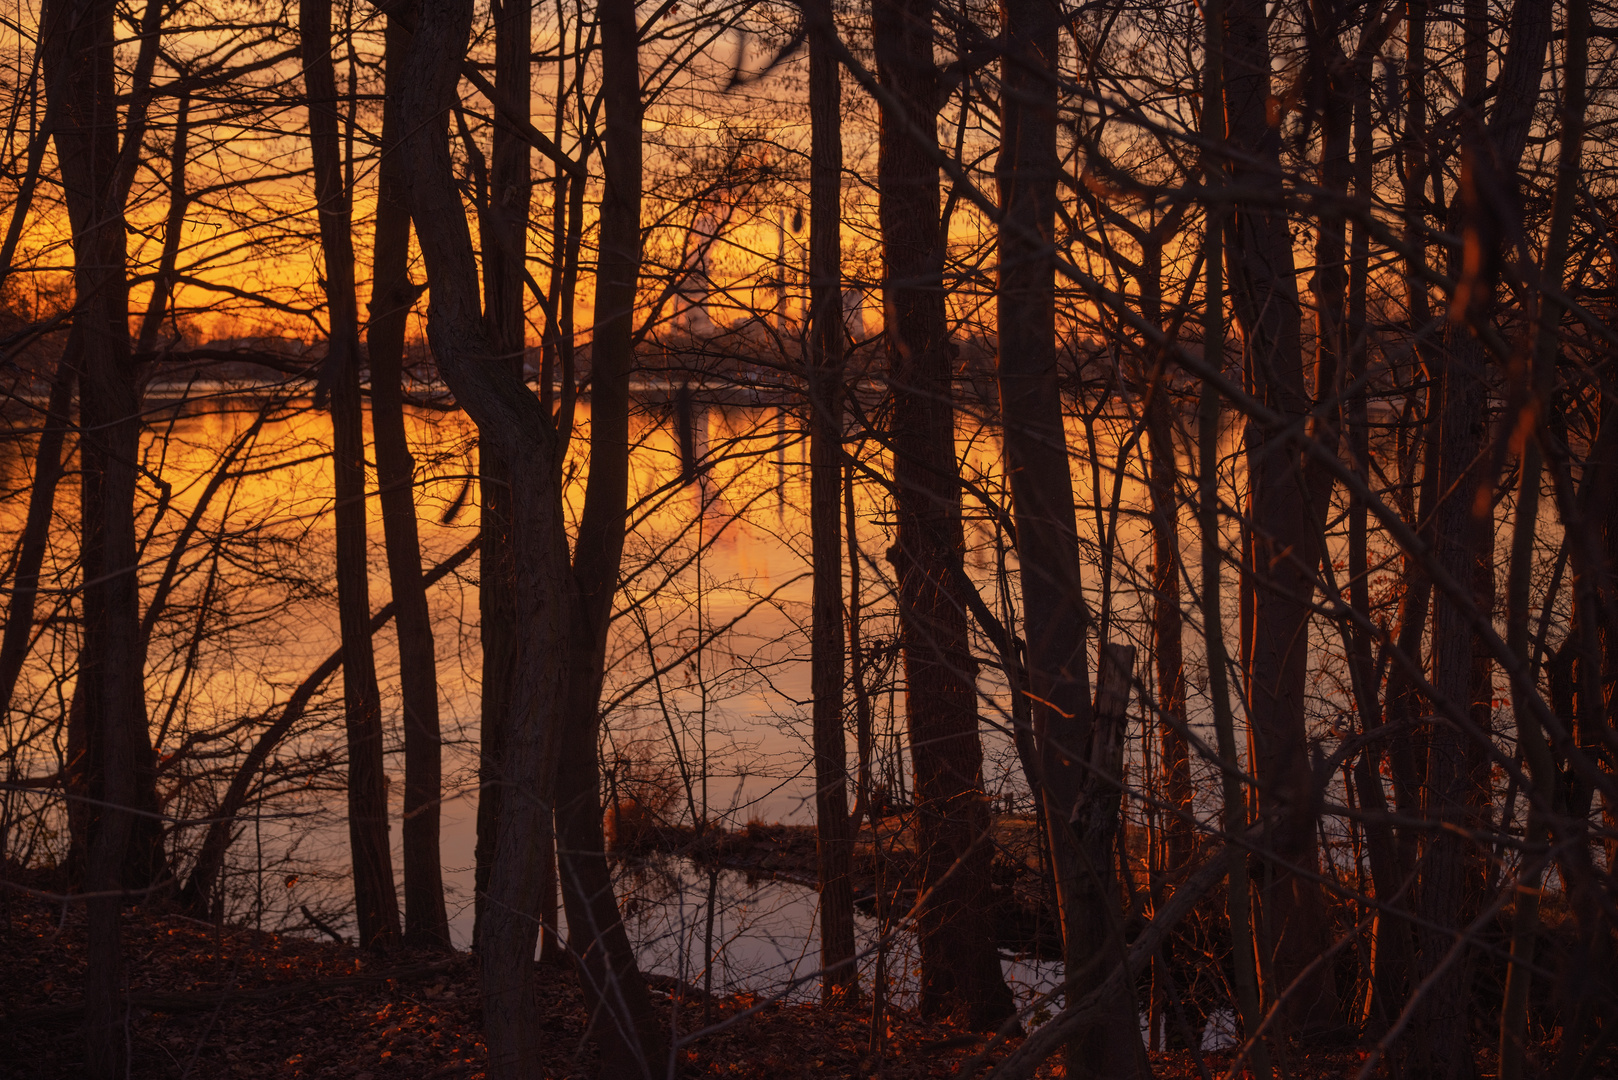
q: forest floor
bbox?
[0,897,1375,1079]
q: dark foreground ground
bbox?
[0,898,1368,1079]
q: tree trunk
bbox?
[0,333,78,712]
[1416,3,1552,1075]
[302,0,400,951]
[1197,33,1268,1055]
[134,91,189,354]
[995,0,1141,1067]
[472,0,535,946]
[1497,10,1587,1067]
[369,0,449,951]
[806,0,857,1008]
[41,0,162,1069]
[551,0,666,1072]
[1220,0,1339,1032]
[874,0,1013,1030]
[1141,241,1190,1064]
[393,1,575,1075]
[1137,236,1192,880]
[1379,0,1433,910]
[1342,24,1411,1033]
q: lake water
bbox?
[1,387,1525,1029]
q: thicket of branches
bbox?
[2,0,1617,1076]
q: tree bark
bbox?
[1416,2,1552,1075]
[806,0,858,1008]
[995,0,1142,1067]
[472,0,534,945]
[1496,9,1586,1066]
[1197,31,1269,1056]
[302,0,400,951]
[1341,21,1411,1034]
[369,0,449,951]
[550,0,666,1073]
[1220,0,1338,1032]
[394,0,576,1073]
[1146,440,1192,893]
[873,0,1013,1030]
[41,0,163,1069]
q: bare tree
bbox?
[995,0,1145,1070]
[368,0,450,950]
[301,0,401,951]
[1219,0,1338,1032]
[872,0,1013,1029]
[1416,1,1553,1075]
[805,0,858,1008]
[552,0,667,1069]
[470,0,531,945]
[38,0,168,1068]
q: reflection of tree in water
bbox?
[611,848,1075,1020]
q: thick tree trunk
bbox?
[1220,0,1338,1032]
[550,0,665,1073]
[995,0,1142,1068]
[394,1,575,1075]
[41,0,164,1070]
[369,0,449,951]
[302,0,400,951]
[873,0,1013,1030]
[806,0,857,1008]
[472,0,533,945]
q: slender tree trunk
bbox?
[1498,4,1586,1078]
[1198,8,1268,1070]
[302,0,400,951]
[1342,32,1410,1034]
[0,333,77,711]
[996,0,1141,1067]
[471,0,532,942]
[847,456,876,828]
[1072,643,1153,1077]
[1139,248,1192,878]
[41,0,161,1069]
[1416,3,1552,1075]
[1142,242,1190,1065]
[369,0,449,951]
[806,0,857,1008]
[551,0,665,1073]
[874,0,1013,1029]
[1380,0,1433,885]
[1220,0,1338,1032]
[134,92,188,354]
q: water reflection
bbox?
[0,389,1484,1014]
[612,856,1064,1015]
